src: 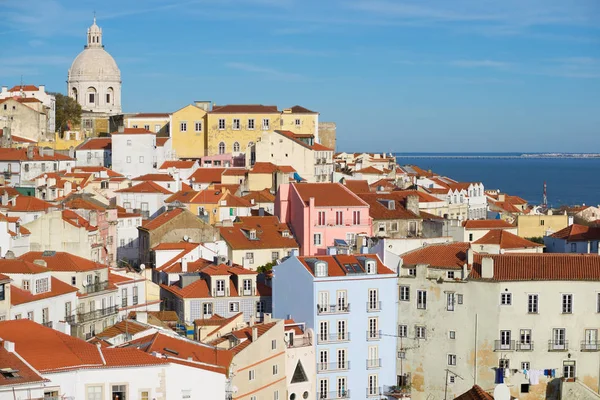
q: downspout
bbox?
[474,313,478,386]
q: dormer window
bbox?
[315,261,328,277]
[249,229,257,240]
[35,278,49,294]
[366,260,377,274]
[282,230,290,238]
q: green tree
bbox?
[53,93,82,134]
[257,261,277,273]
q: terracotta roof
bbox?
[0,320,167,373]
[490,200,521,214]
[63,196,106,211]
[156,137,169,147]
[222,169,247,176]
[222,193,252,208]
[297,254,395,277]
[0,341,48,387]
[0,195,55,212]
[66,166,124,178]
[210,322,279,355]
[213,184,241,194]
[189,168,226,184]
[159,258,213,274]
[551,224,600,241]
[288,105,317,114]
[462,220,515,229]
[115,181,173,194]
[110,128,155,135]
[219,216,299,250]
[108,271,136,285]
[357,193,421,220]
[62,209,97,231]
[0,259,48,274]
[242,189,275,203]
[132,173,175,182]
[275,130,333,152]
[455,385,494,400]
[470,253,600,281]
[473,230,543,249]
[10,277,78,305]
[131,113,170,118]
[311,142,333,151]
[355,166,385,174]
[0,148,73,161]
[211,104,279,114]
[402,243,470,269]
[96,319,150,339]
[160,160,196,169]
[250,162,295,174]
[160,279,211,298]
[292,183,368,207]
[0,273,9,281]
[0,187,21,197]
[19,251,106,272]
[141,208,185,230]
[7,84,39,92]
[165,190,200,203]
[76,137,112,151]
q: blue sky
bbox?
[1,0,599,152]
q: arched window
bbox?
[106,87,114,105]
[71,87,78,102]
[460,194,464,203]
[218,142,226,155]
[233,142,240,152]
[453,195,457,203]
[86,87,97,105]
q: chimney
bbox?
[136,311,148,324]
[182,258,188,273]
[481,257,494,279]
[498,193,506,202]
[258,208,265,217]
[118,125,125,133]
[587,241,591,254]
[1,86,7,95]
[467,247,474,265]
[174,170,181,192]
[404,195,420,215]
[3,341,15,353]
[250,198,255,205]
[251,327,258,341]
[39,85,45,93]
[33,259,47,268]
[27,146,34,160]
[1,191,7,206]
[327,246,337,255]
[263,313,271,323]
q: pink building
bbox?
[276,183,372,255]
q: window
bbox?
[562,294,573,314]
[295,118,301,126]
[399,286,410,301]
[367,374,378,396]
[528,294,538,313]
[122,288,128,307]
[126,139,132,146]
[180,121,187,132]
[449,330,456,339]
[111,385,126,400]
[248,118,255,129]
[500,330,512,350]
[218,119,226,130]
[256,301,265,317]
[218,142,226,154]
[398,325,407,337]
[155,124,161,133]
[408,268,416,277]
[143,124,149,131]
[318,211,326,226]
[522,361,530,370]
[499,359,510,369]
[273,364,279,375]
[417,290,427,309]
[42,308,49,323]
[271,251,280,261]
[216,279,226,295]
[272,339,277,350]
[126,156,131,163]
[132,124,138,128]
[597,293,600,313]
[0,284,4,301]
[89,93,95,104]
[249,370,255,380]
[448,354,457,366]
[203,303,213,317]
[457,294,463,304]
[449,376,455,384]
[87,386,102,400]
[415,326,426,339]
[447,292,455,311]
[552,328,566,350]
[22,280,30,291]
[335,211,343,225]
[338,320,348,340]
[353,210,361,225]
[140,391,149,400]
[139,156,144,163]
[232,119,240,130]
[229,302,240,312]
[501,292,512,305]
[35,278,49,294]
[246,252,254,264]
[447,271,455,279]
[233,142,240,152]
[563,360,575,379]
[274,391,279,400]
[570,243,576,252]
[262,118,270,130]
[314,233,322,245]
[378,223,385,233]
[468,233,473,241]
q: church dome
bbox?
[68,47,121,81]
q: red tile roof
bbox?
[189,168,226,184]
[164,190,200,204]
[160,160,197,169]
[551,224,600,241]
[473,230,543,249]
[455,385,494,400]
[141,207,185,230]
[62,209,97,231]
[357,193,421,220]
[298,254,395,277]
[250,162,295,174]
[96,319,149,339]
[0,320,167,373]
[210,322,279,355]
[219,216,299,250]
[110,128,155,135]
[19,251,107,272]
[0,195,55,212]
[462,220,515,229]
[132,173,175,182]
[156,137,169,147]
[402,243,470,269]
[275,130,333,151]
[354,166,385,174]
[292,183,368,207]
[76,137,112,150]
[0,259,48,274]
[10,277,78,305]
[63,196,106,211]
[242,189,275,203]
[115,181,173,194]
[0,148,73,161]
[0,342,48,387]
[288,105,317,114]
[470,253,600,281]
[131,113,170,118]
[211,104,279,114]
[221,193,252,208]
[7,84,39,92]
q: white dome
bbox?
[68,47,121,81]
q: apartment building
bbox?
[125,112,170,135]
[398,242,600,400]
[447,219,518,243]
[273,254,398,399]
[544,224,600,254]
[285,319,316,400]
[115,180,172,219]
[75,137,112,167]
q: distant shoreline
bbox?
[392,153,600,159]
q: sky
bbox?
[1,0,599,153]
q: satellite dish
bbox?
[82,281,87,287]
[500,248,506,254]
[139,264,146,271]
[183,235,189,242]
[494,384,510,400]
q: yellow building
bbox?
[516,212,569,238]
[280,105,319,136]
[125,112,170,135]
[169,103,208,159]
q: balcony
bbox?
[366,387,382,397]
[317,304,350,315]
[366,358,382,369]
[82,280,110,295]
[494,340,515,351]
[76,306,119,324]
[516,341,534,351]
[317,333,351,344]
[580,341,600,352]
[548,340,569,352]
[318,391,350,399]
[287,337,312,348]
[42,321,53,329]
[384,384,411,399]
[317,361,350,373]
[367,301,382,312]
[367,330,382,341]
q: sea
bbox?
[393,153,600,208]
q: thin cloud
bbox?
[225,62,305,81]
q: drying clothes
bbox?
[529,369,541,385]
[495,368,505,384]
[551,369,556,378]
[523,369,529,380]
[504,368,510,378]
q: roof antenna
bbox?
[93,10,96,24]
[542,181,548,212]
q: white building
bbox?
[0,84,56,133]
[0,147,75,186]
[116,209,142,266]
[115,181,172,219]
[75,137,112,167]
[447,219,518,243]
[111,128,159,179]
[110,270,161,319]
[0,213,31,257]
[544,224,600,254]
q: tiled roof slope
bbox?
[551,224,600,241]
[292,183,368,207]
[298,254,395,277]
[402,243,469,269]
[19,251,106,272]
[0,343,48,387]
[462,220,515,229]
[219,216,298,250]
[455,385,494,400]
[473,230,543,249]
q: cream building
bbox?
[516,212,570,238]
[0,84,55,133]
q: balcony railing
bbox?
[367,330,382,341]
[317,333,351,344]
[367,301,382,312]
[77,306,119,323]
[366,358,382,369]
[366,387,382,397]
[318,361,350,373]
[287,337,312,348]
[317,304,350,314]
[132,295,138,305]
[318,390,350,399]
[516,341,534,351]
[548,340,569,352]
[42,321,53,328]
[82,280,110,295]
[580,341,600,352]
[494,340,515,351]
